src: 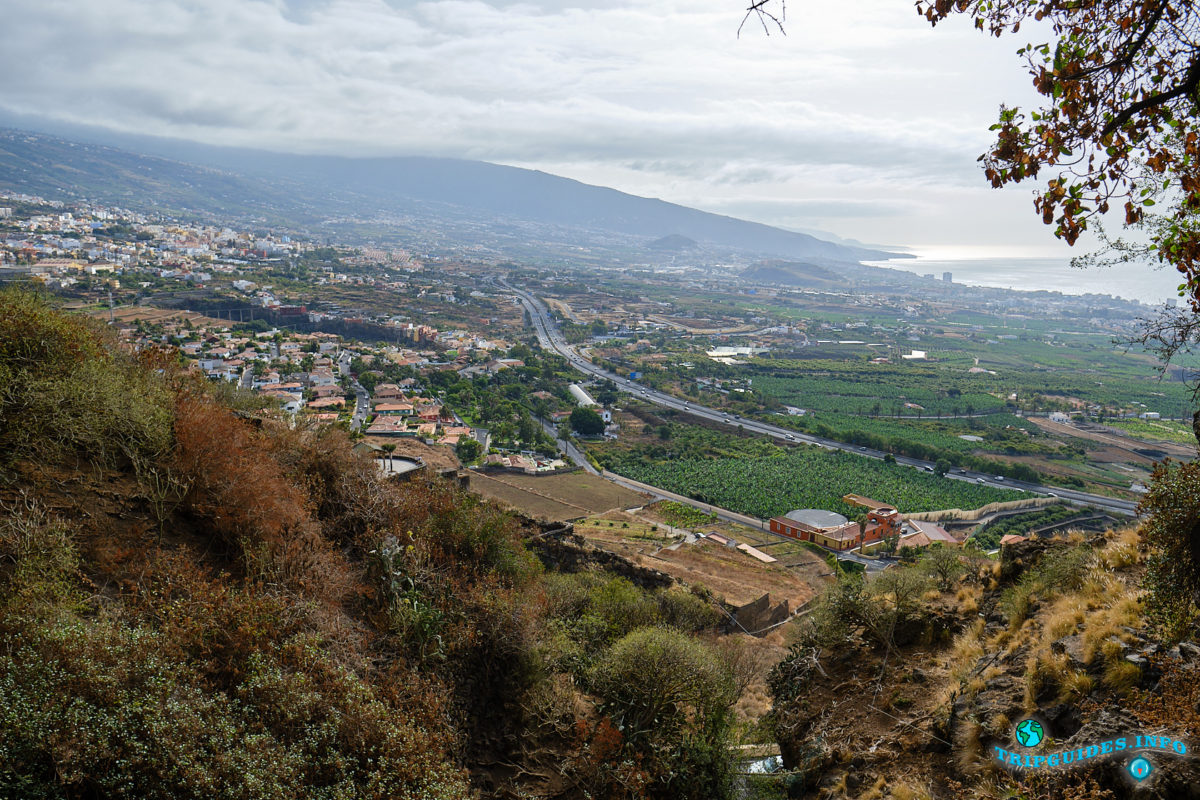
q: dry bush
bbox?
[1132,658,1200,737]
[264,421,404,548]
[172,388,352,604]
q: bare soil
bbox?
[468,470,649,523]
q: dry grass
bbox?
[980,665,1004,682]
[1098,542,1140,571]
[888,781,936,800]
[985,712,1012,738]
[956,585,980,614]
[948,619,985,683]
[1103,660,1142,695]
[1023,649,1070,711]
[1080,596,1142,664]
[1043,596,1087,640]
[858,777,888,800]
[1059,670,1095,702]
[954,720,984,775]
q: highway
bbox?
[501,279,1139,518]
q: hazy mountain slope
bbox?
[0,129,319,223]
[0,127,901,262]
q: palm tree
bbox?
[855,513,869,555]
[381,443,397,472]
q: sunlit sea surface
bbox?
[862,256,1183,306]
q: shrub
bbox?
[1001,545,1093,627]
[173,389,333,588]
[1139,460,1200,641]
[588,627,738,799]
[0,289,172,472]
[0,503,468,800]
[920,545,966,591]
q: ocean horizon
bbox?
[864,256,1183,306]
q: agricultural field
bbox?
[741,352,1194,418]
[774,410,1064,457]
[603,443,1022,521]
[468,470,648,522]
[1102,418,1199,446]
[749,368,1005,417]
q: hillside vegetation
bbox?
[0,289,759,800]
[764,527,1200,799]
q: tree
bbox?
[517,413,538,445]
[917,2,1200,309]
[1140,459,1200,641]
[456,437,482,464]
[569,407,605,436]
[588,627,738,798]
[920,544,966,591]
[380,443,397,472]
[934,458,952,477]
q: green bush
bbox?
[0,510,468,800]
[589,627,738,799]
[1001,545,1093,626]
[1140,460,1200,641]
[0,289,172,471]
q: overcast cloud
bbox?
[0,0,1077,254]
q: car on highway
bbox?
[977,477,986,483]
[859,446,867,451]
[785,434,795,441]
[995,476,1005,481]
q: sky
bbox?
[0,0,1122,262]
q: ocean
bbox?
[862,256,1184,306]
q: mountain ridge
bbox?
[0,126,904,264]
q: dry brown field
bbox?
[468,470,648,522]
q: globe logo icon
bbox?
[1014,719,1044,748]
[1128,756,1153,781]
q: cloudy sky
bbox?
[2,0,1085,258]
